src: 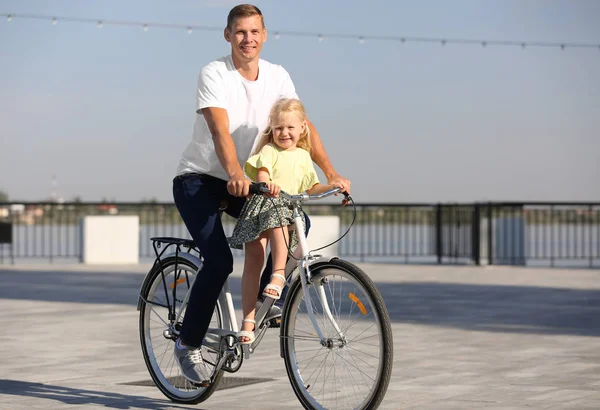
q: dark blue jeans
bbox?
[172,173,310,348]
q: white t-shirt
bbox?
[176,55,299,180]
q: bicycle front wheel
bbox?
[281,259,393,410]
[139,256,224,404]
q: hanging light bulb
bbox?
[0,12,595,53]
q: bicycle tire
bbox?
[139,256,224,404]
[280,258,393,410]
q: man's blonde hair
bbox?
[227,4,264,29]
[252,99,312,155]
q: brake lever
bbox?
[341,191,352,207]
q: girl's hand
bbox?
[267,183,281,198]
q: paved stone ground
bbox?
[1,262,599,409]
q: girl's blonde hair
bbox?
[252,98,312,156]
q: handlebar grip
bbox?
[248,182,269,195]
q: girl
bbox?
[229,98,344,344]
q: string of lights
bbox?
[2,12,599,51]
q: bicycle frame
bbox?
[139,187,393,410]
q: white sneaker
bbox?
[174,341,212,384]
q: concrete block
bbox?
[307,215,340,257]
[80,216,139,264]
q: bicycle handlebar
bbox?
[248,182,350,203]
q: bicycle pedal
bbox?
[242,344,250,359]
[268,317,281,328]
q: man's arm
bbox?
[202,107,250,197]
[306,119,352,194]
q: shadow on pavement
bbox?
[1,268,599,337]
[0,379,197,409]
[380,281,600,337]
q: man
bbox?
[172,4,351,384]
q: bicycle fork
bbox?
[294,213,346,346]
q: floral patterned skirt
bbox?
[228,194,306,251]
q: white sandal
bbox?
[262,273,286,300]
[237,319,256,345]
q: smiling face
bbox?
[224,15,266,64]
[271,112,306,151]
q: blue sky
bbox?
[1,0,599,202]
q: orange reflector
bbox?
[348,292,367,315]
[169,278,186,289]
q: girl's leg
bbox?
[257,213,310,301]
[240,235,267,342]
[264,226,289,297]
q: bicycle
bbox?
[137,183,393,409]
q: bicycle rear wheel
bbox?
[139,256,224,404]
[281,259,393,410]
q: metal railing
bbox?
[1,201,598,268]
[485,203,600,268]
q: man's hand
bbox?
[327,173,351,195]
[227,174,251,197]
[327,174,351,206]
